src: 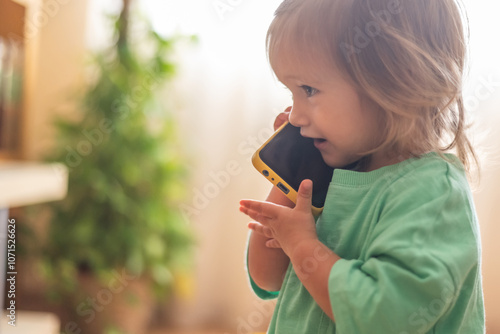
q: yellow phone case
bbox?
[252,122,324,216]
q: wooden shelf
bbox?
[0,0,26,159]
[1,311,60,334]
[0,161,67,208]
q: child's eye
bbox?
[300,85,318,97]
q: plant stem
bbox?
[118,0,132,48]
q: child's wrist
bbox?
[289,239,339,279]
[289,238,322,265]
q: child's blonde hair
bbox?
[267,0,480,178]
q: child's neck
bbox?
[351,152,412,173]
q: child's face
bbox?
[273,54,391,172]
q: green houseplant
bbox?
[39,1,194,332]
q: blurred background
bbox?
[0,0,498,333]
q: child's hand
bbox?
[274,106,291,131]
[240,179,318,258]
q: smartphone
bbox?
[252,121,334,216]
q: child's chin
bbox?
[322,155,345,169]
[324,156,363,170]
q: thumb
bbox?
[295,179,313,212]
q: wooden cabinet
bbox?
[0,0,26,159]
[1,0,88,161]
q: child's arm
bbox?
[247,108,293,292]
[247,186,293,292]
[242,180,340,320]
[288,237,340,320]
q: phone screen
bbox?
[258,123,334,208]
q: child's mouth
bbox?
[313,138,327,149]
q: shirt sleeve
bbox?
[328,163,480,333]
[245,232,280,300]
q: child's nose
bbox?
[288,105,309,128]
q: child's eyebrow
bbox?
[279,74,325,86]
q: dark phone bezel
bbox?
[253,122,334,209]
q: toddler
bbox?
[240,0,485,333]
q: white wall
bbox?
[461,2,500,332]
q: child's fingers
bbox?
[239,200,279,218]
[273,108,291,131]
[295,179,313,212]
[240,206,273,226]
[248,222,274,238]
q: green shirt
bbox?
[247,152,485,333]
